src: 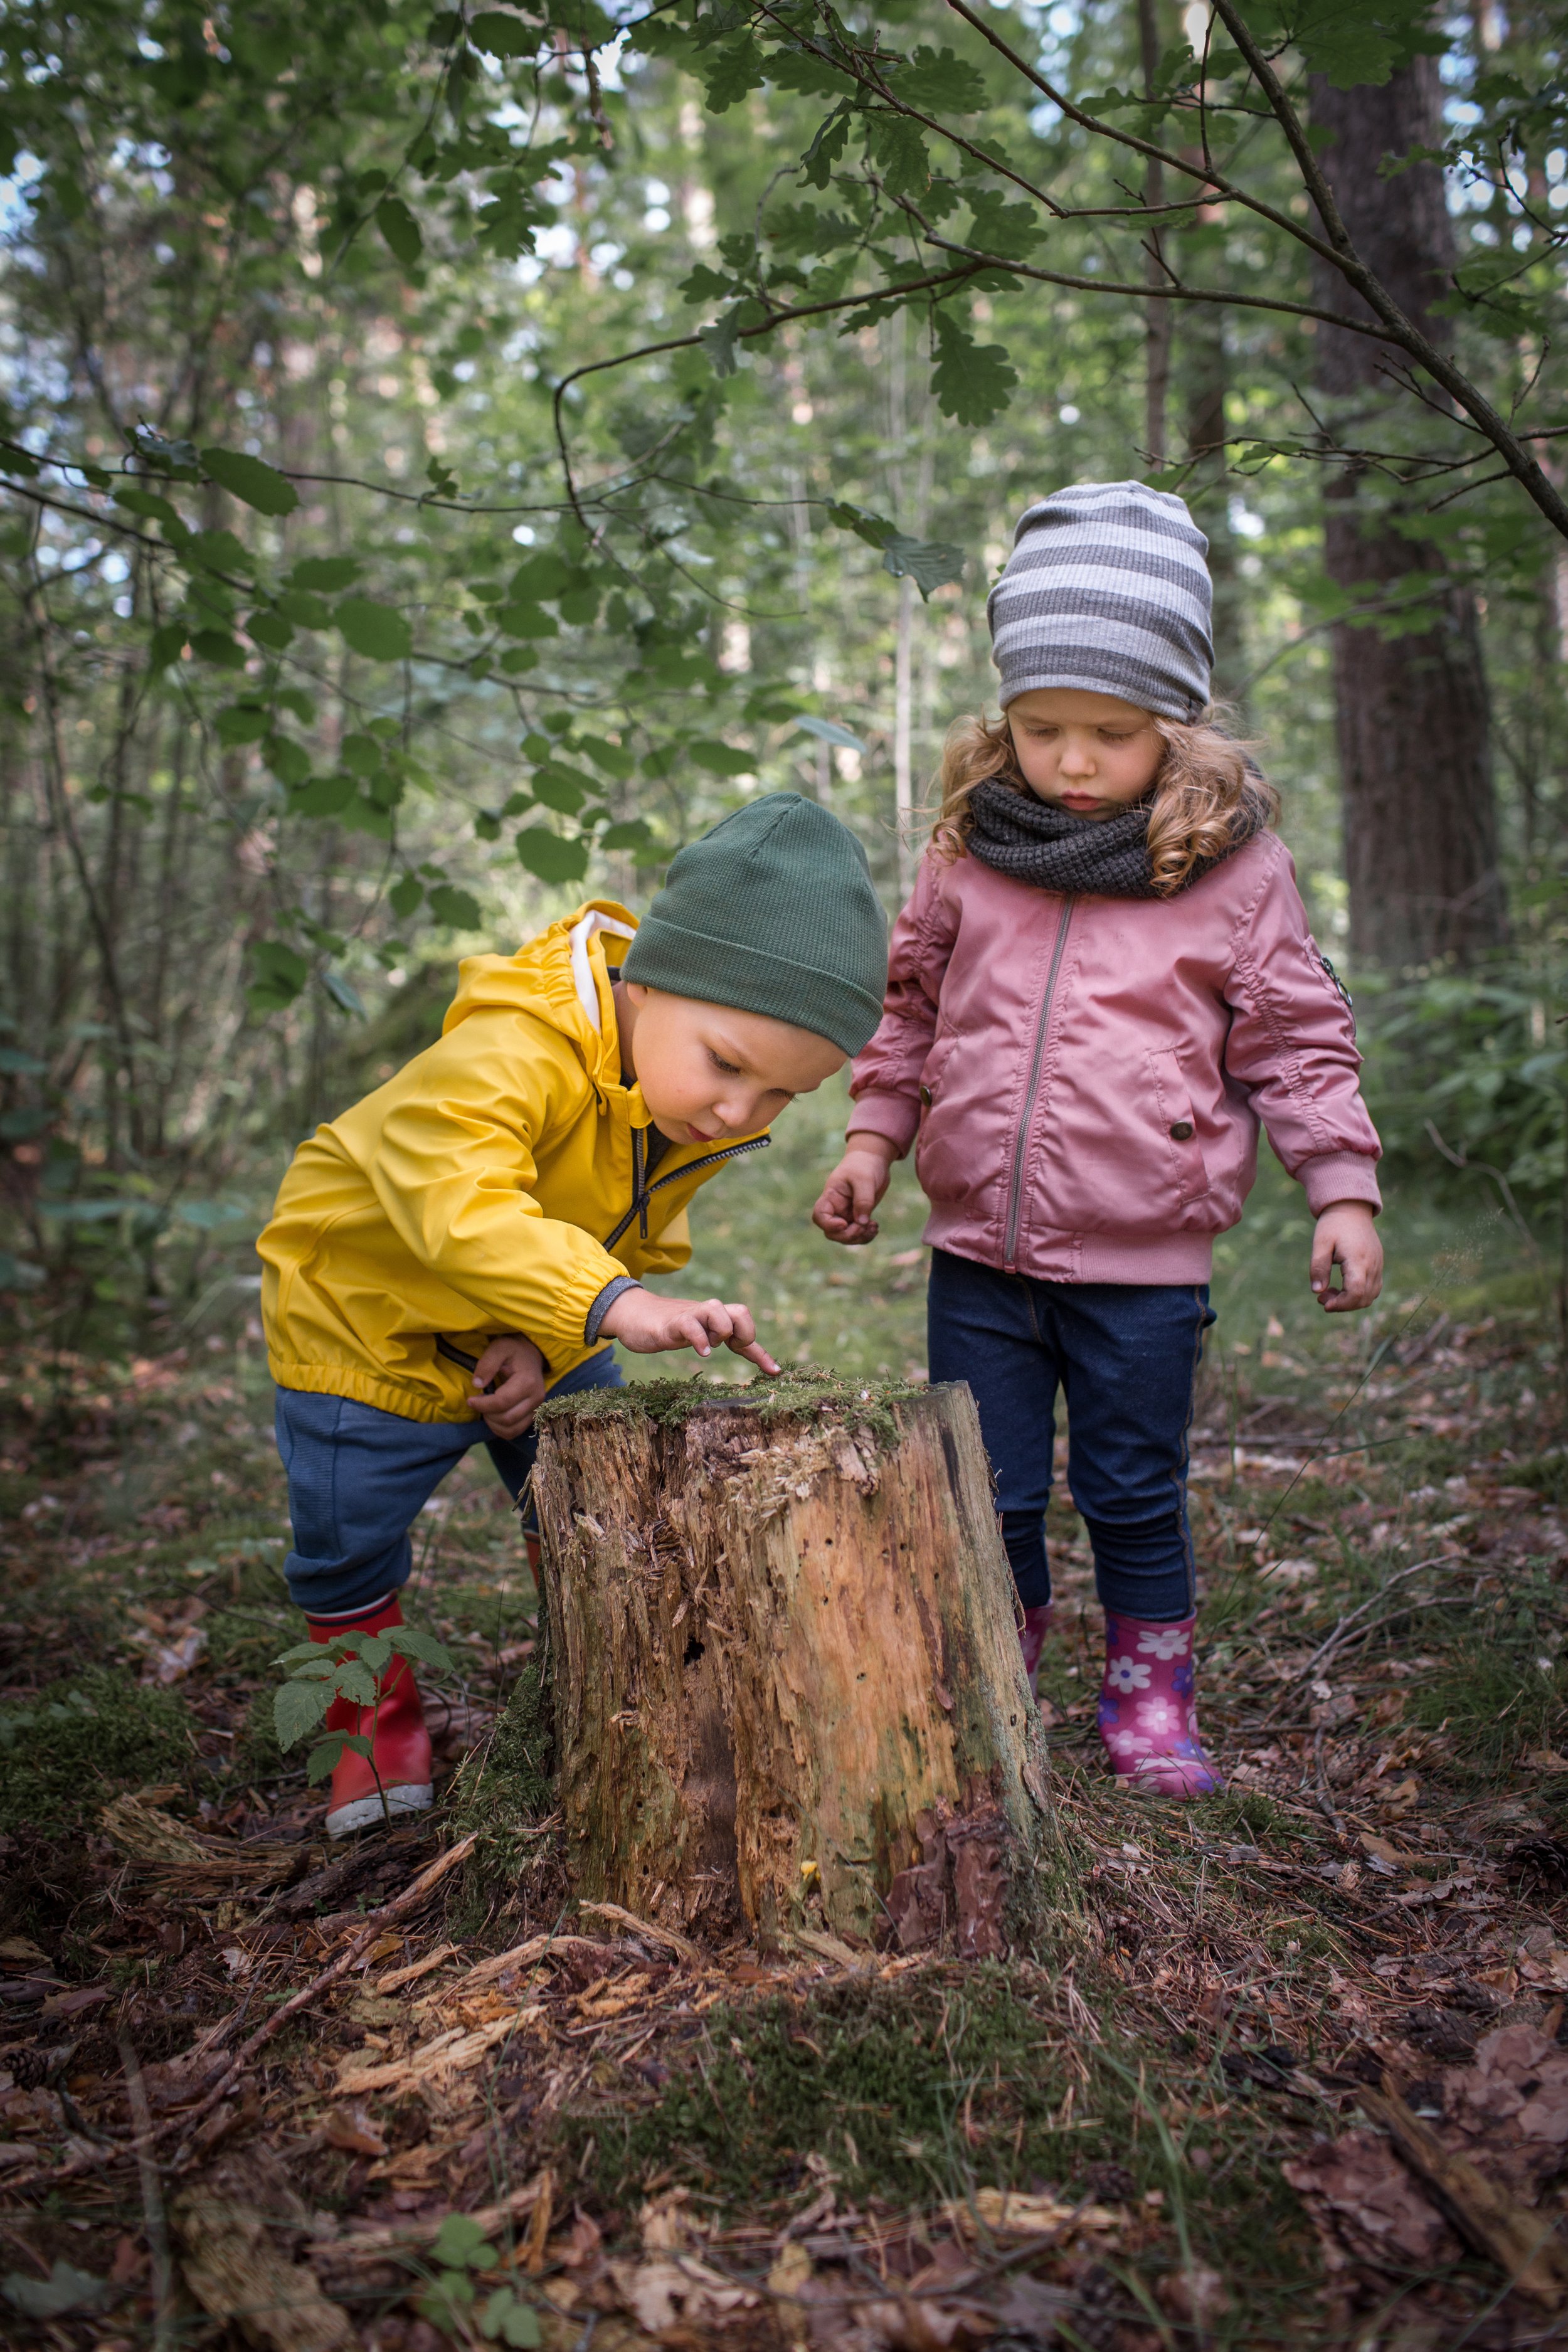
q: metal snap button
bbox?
[1169,1120,1194,1141]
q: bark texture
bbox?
[531,1379,1052,1954]
[1310,58,1505,968]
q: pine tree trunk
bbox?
[1310,59,1505,968]
[530,1379,1053,1957]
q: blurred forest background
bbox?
[2,0,1567,1371]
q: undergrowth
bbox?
[572,1969,1073,2213]
[564,1963,1314,2318]
[0,1666,194,1836]
[447,1633,558,1929]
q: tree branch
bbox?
[1209,0,1568,540]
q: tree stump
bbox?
[531,1375,1052,1955]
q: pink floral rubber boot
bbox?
[1097,1611,1223,1798]
[1018,1604,1053,1697]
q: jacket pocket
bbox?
[917,1033,956,1113]
[1147,1047,1211,1207]
[913,1038,971,1207]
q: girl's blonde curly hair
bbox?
[928,706,1278,896]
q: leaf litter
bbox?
[6,1315,1568,2343]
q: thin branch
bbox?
[908,225,1387,336]
[1209,0,1568,542]
[549,263,985,517]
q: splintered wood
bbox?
[531,1380,1052,1952]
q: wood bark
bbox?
[1310,59,1505,968]
[531,1380,1052,1955]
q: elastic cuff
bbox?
[844,1088,921,1157]
[304,1590,396,1624]
[585,1274,642,1345]
[1299,1150,1382,1217]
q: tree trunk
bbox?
[531,1379,1052,1957]
[1310,58,1505,967]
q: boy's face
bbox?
[618,983,844,1146]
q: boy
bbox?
[258,793,886,1835]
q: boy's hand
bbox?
[470,1334,549,1438]
[600,1286,780,1375]
[1310,1202,1383,1312]
[813,1135,898,1246]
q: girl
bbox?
[813,480,1382,1799]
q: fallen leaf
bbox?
[0,1937,50,1967]
[321,2104,386,2158]
[1441,2023,1568,2186]
[1524,1749,1568,1772]
[1,2260,110,2318]
[608,2254,758,2332]
[1156,2265,1230,2329]
[174,2151,356,2351]
[38,1983,111,2019]
[1283,2130,1460,2272]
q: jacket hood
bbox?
[442,901,638,1096]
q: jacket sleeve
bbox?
[366,1009,630,1371]
[1223,847,1383,1214]
[846,855,960,1157]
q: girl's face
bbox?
[1006,687,1163,820]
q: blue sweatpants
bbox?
[273,1350,624,1617]
[926,1248,1214,1623]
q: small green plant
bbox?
[414,2215,541,2344]
[272,1621,453,1822]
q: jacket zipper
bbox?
[1002,898,1074,1271]
[602,1133,771,1251]
[437,1133,771,1373]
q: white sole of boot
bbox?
[324,1783,435,1840]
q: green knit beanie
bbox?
[622,793,887,1056]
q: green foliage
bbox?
[930,312,1019,428]
[1362,943,1568,1229]
[415,2211,543,2341]
[1240,0,1448,90]
[200,447,300,518]
[3,0,1566,1347]
[0,1669,193,1836]
[272,1624,454,1814]
[336,597,414,662]
[575,1971,1072,2212]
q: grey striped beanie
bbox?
[987,480,1214,720]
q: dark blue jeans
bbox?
[273,1349,624,1616]
[926,1248,1214,1624]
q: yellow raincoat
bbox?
[257,902,768,1422]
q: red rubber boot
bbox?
[305,1592,434,1840]
[1018,1604,1054,1698]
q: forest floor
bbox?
[5,1101,1568,2350]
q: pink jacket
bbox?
[849,835,1381,1286]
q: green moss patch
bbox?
[572,1969,1074,2214]
[539,1364,929,1448]
[0,1666,194,1835]
[446,1638,558,1928]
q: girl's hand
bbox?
[470,1333,549,1439]
[1310,1202,1383,1312]
[600,1286,780,1375]
[813,1136,898,1245]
